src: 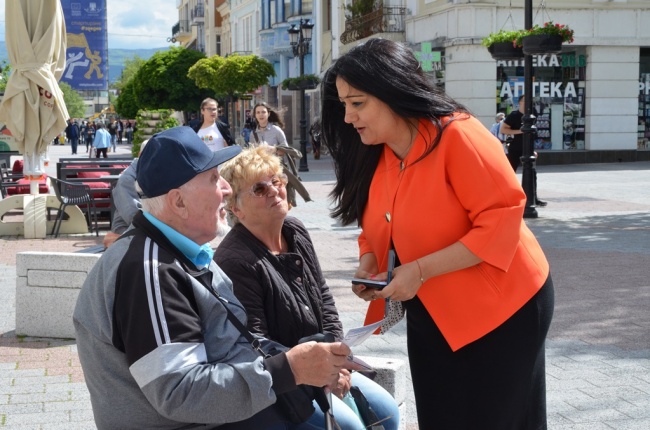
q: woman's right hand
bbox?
[351,268,387,302]
[351,253,382,301]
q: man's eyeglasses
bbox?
[249,175,288,198]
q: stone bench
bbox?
[16,251,101,339]
[15,251,408,428]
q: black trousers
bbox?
[404,275,554,430]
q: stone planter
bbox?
[522,34,563,55]
[487,42,525,60]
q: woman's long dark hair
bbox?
[253,102,285,129]
[321,38,469,226]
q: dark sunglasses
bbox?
[249,175,288,197]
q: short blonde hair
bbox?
[219,146,283,212]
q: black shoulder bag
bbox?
[203,284,337,426]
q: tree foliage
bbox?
[0,62,11,94]
[132,47,211,112]
[188,54,275,98]
[114,55,146,91]
[115,79,139,119]
[59,82,86,119]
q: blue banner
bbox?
[60,0,108,91]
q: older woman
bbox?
[214,146,399,430]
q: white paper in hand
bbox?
[342,320,384,348]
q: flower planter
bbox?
[522,34,563,55]
[487,42,525,60]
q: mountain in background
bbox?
[0,42,167,85]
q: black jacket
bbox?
[191,121,236,146]
[214,217,344,347]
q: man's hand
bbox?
[285,342,363,387]
[330,369,352,399]
[103,232,120,248]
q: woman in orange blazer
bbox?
[321,38,554,429]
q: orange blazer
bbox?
[361,115,549,351]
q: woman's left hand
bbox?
[375,260,423,302]
[330,369,352,399]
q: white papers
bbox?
[342,320,384,371]
[342,319,384,348]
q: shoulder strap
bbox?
[116,228,137,242]
[202,282,268,357]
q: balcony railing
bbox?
[191,4,205,22]
[172,20,191,37]
[340,7,407,45]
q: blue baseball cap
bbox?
[137,126,241,198]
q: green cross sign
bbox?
[414,42,441,72]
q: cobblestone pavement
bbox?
[1,141,649,429]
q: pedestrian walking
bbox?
[191,98,235,150]
[125,121,133,145]
[92,123,111,158]
[309,120,322,160]
[65,119,80,155]
[108,120,117,152]
[249,101,312,208]
[85,123,95,153]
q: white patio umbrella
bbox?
[0,0,69,188]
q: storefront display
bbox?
[495,50,587,150]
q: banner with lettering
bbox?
[60,0,108,91]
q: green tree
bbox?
[188,54,275,99]
[132,47,211,112]
[115,79,139,119]
[114,56,146,91]
[0,62,11,94]
[59,82,86,119]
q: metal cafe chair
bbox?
[0,161,25,199]
[49,177,98,237]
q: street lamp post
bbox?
[522,0,538,218]
[288,19,314,172]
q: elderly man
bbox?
[74,127,359,429]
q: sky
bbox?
[0,0,178,50]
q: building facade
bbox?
[174,0,650,162]
[334,0,650,162]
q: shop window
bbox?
[496,50,587,151]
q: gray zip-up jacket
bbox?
[73,212,295,429]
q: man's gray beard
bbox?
[216,220,232,238]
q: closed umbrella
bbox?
[0,0,69,186]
